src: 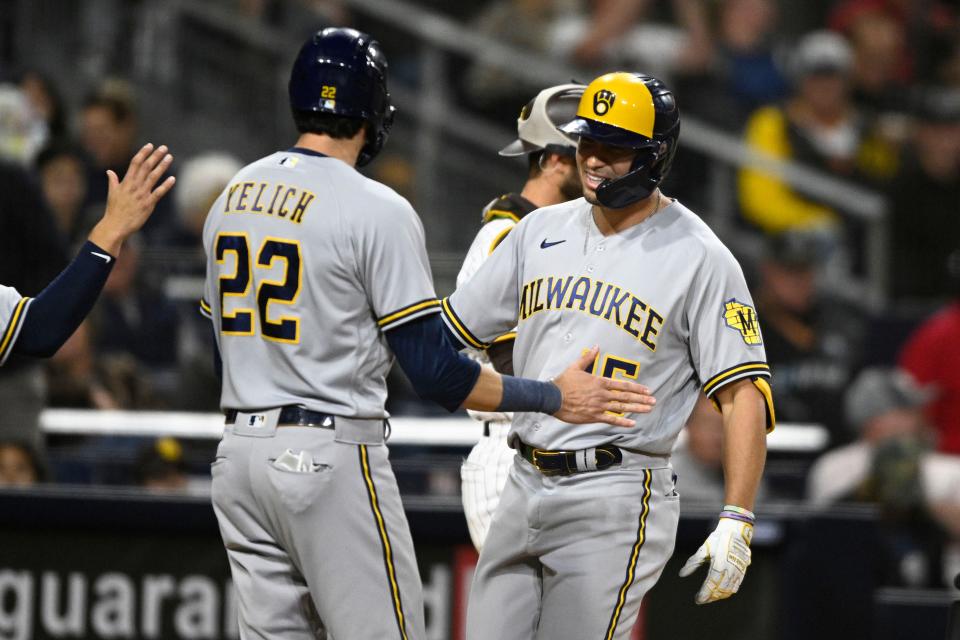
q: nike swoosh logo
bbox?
[540,239,566,249]
[91,251,112,264]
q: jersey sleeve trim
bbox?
[482,208,520,224]
[702,361,770,397]
[490,331,517,345]
[752,377,776,433]
[440,297,489,349]
[706,375,776,434]
[377,298,442,332]
[199,297,212,319]
[488,226,514,255]
[0,297,32,366]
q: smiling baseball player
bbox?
[459,83,584,551]
[443,72,775,639]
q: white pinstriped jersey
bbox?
[0,285,29,366]
[444,197,774,454]
[202,148,440,418]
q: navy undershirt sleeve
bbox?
[14,241,114,357]
[386,314,482,412]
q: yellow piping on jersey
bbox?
[702,361,770,397]
[377,299,441,329]
[488,226,514,255]
[490,331,517,345]
[482,208,520,224]
[441,298,489,349]
[752,377,776,433]
[604,468,652,639]
[359,445,409,640]
[0,297,30,361]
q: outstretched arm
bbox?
[14,144,175,358]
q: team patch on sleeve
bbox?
[377,298,441,332]
[722,299,762,345]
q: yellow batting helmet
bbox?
[561,72,680,208]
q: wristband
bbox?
[720,504,756,525]
[497,376,562,414]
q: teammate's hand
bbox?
[678,517,753,604]
[551,347,655,427]
[89,143,176,255]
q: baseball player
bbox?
[442,72,775,639]
[459,83,585,551]
[0,143,174,366]
[201,30,656,640]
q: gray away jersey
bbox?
[202,150,440,417]
[0,285,29,366]
[443,198,774,454]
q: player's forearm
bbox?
[462,367,504,411]
[716,379,767,511]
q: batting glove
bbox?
[678,507,754,604]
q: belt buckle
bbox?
[530,448,561,476]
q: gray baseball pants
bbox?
[211,422,425,640]
[466,453,680,640]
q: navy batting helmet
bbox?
[561,72,680,209]
[289,28,396,167]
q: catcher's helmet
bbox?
[289,28,396,167]
[499,83,584,157]
[561,72,680,208]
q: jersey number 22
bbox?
[216,233,302,343]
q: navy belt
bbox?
[224,406,336,429]
[518,440,623,476]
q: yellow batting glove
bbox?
[678,513,753,604]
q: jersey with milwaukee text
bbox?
[0,285,29,366]
[443,197,774,454]
[202,148,440,417]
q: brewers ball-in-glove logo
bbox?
[593,89,616,116]
[723,299,762,345]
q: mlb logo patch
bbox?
[722,299,762,345]
[247,414,266,428]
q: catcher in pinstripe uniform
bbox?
[458,83,585,550]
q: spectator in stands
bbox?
[845,11,908,116]
[677,0,788,132]
[551,0,713,78]
[828,0,957,86]
[754,230,865,444]
[80,80,177,246]
[137,437,189,492]
[16,69,68,142]
[807,367,960,587]
[171,152,241,411]
[672,393,769,505]
[900,252,960,455]
[89,235,179,407]
[0,441,41,486]
[887,88,960,302]
[174,152,242,245]
[738,30,899,235]
[36,142,95,249]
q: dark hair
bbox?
[82,94,135,123]
[35,140,89,172]
[527,151,544,178]
[292,110,366,138]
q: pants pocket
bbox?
[265,457,333,514]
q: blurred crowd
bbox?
[0,0,957,589]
